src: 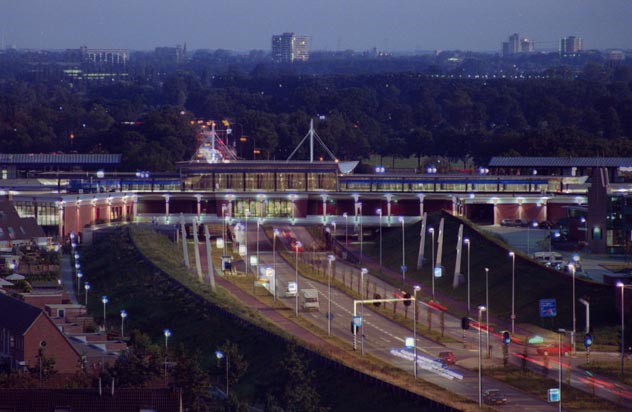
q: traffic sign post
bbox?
[539,299,557,318]
[351,296,414,352]
[548,388,560,403]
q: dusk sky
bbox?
[3,0,631,52]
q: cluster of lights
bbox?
[375,166,386,174]
[426,166,438,174]
[478,167,490,175]
[135,171,150,178]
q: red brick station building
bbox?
[1,153,631,254]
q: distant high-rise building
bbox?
[520,38,535,53]
[155,44,187,64]
[560,36,583,56]
[79,46,129,65]
[271,33,309,63]
[502,33,521,57]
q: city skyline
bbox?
[2,0,632,52]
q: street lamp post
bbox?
[570,263,577,354]
[101,296,108,332]
[509,251,516,335]
[400,217,406,285]
[527,220,537,255]
[464,238,471,313]
[377,209,383,270]
[76,271,83,298]
[579,298,590,334]
[332,222,337,253]
[273,229,279,302]
[84,282,90,307]
[215,350,229,396]
[343,212,348,247]
[485,267,490,358]
[360,268,368,298]
[163,328,171,352]
[478,305,487,408]
[413,285,421,379]
[558,328,566,412]
[245,209,250,274]
[120,310,127,339]
[256,218,262,273]
[163,328,171,385]
[616,282,630,377]
[295,241,302,317]
[429,227,435,299]
[327,255,335,337]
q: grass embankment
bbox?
[363,212,620,347]
[81,226,472,412]
[486,365,627,411]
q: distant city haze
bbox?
[3,0,631,51]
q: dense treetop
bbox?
[1,62,632,171]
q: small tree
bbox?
[108,330,162,387]
[173,345,210,411]
[216,340,248,388]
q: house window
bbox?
[58,309,65,318]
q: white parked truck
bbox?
[302,289,320,311]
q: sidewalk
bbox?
[60,254,78,304]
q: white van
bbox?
[302,289,320,311]
[533,252,564,267]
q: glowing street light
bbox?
[360,268,368,298]
[569,263,577,354]
[273,229,279,302]
[294,240,302,317]
[163,328,171,352]
[616,282,632,377]
[399,217,406,285]
[327,255,336,337]
[429,227,435,299]
[343,212,348,247]
[413,285,421,379]
[464,238,471,313]
[163,328,172,385]
[215,350,229,396]
[76,271,83,298]
[478,305,487,407]
[509,251,516,335]
[101,295,108,331]
[120,310,127,338]
[376,209,383,270]
[84,282,90,307]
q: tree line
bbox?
[1,63,631,171]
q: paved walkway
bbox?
[60,254,78,304]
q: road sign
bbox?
[352,316,362,327]
[405,337,415,348]
[434,266,443,278]
[401,265,407,273]
[548,388,560,402]
[539,299,557,318]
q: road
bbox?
[208,223,560,411]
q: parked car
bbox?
[438,351,456,365]
[539,220,554,229]
[483,389,507,405]
[500,219,514,226]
